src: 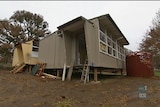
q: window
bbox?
[32,40,39,52]
[117,44,125,61]
[99,29,125,61]
[99,30,107,53]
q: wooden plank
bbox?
[42,73,61,79]
[36,63,46,76]
[10,63,26,74]
[14,64,25,73]
[10,66,19,73]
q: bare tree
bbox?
[139,9,160,68]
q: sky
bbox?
[0,1,160,51]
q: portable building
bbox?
[12,40,39,66]
[38,14,129,81]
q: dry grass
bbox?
[0,62,12,70]
[52,98,74,107]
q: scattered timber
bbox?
[10,63,26,74]
[42,73,61,79]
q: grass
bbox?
[154,71,160,76]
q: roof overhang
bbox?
[57,16,87,32]
[57,14,129,45]
[91,14,129,45]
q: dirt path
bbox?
[0,70,160,107]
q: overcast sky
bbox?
[0,1,160,51]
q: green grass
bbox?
[154,71,160,76]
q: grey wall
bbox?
[39,18,126,69]
[63,31,76,67]
[84,20,99,66]
[38,32,65,68]
[88,18,126,69]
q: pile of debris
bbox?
[10,62,61,80]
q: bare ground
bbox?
[0,70,160,107]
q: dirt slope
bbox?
[0,70,160,107]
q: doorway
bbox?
[76,32,87,65]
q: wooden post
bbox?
[57,70,60,77]
[94,68,98,81]
[120,69,123,75]
[25,65,28,72]
[29,65,32,72]
[100,69,102,75]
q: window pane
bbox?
[100,32,106,43]
[33,40,39,47]
[108,47,112,55]
[118,46,120,52]
[32,47,39,52]
[107,38,112,46]
[113,50,117,57]
[113,42,116,49]
[100,42,106,52]
[118,53,121,59]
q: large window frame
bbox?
[99,30,125,61]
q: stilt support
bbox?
[94,68,98,81]
[120,69,123,75]
[29,65,32,72]
[57,70,60,77]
